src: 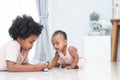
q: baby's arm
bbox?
[6,60,48,72]
[65,46,79,69]
[48,52,59,69]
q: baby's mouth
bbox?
[55,48,58,50]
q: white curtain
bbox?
[34,0,52,62]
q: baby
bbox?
[48,30,85,69]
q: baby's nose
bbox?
[54,45,58,48]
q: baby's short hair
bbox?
[52,30,67,40]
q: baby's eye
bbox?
[56,42,60,45]
[56,43,59,45]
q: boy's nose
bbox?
[30,45,33,49]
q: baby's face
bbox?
[52,34,67,51]
[19,34,38,51]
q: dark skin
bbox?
[48,46,79,69]
[6,35,47,72]
[48,33,79,69]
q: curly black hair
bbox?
[9,15,43,40]
[52,30,67,40]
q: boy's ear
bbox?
[65,40,67,45]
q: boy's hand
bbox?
[35,63,48,71]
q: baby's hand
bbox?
[64,66,73,70]
[64,65,79,69]
[48,63,52,69]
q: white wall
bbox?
[0,0,39,46]
[0,0,39,60]
[0,0,113,61]
[49,0,112,53]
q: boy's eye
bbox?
[30,41,34,44]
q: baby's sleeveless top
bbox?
[57,45,85,68]
[57,45,73,65]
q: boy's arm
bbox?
[6,60,48,72]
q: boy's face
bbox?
[52,33,67,52]
[19,34,38,51]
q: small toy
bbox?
[43,67,48,72]
[43,61,49,72]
